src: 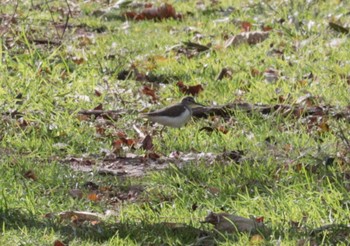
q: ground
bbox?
[0,0,350,245]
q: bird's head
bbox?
[181,96,204,108]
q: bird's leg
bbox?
[159,125,166,138]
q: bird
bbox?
[141,96,203,128]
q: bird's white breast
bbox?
[148,109,191,128]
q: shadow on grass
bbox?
[0,208,209,244]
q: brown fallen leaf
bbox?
[72,56,85,65]
[241,21,252,32]
[329,22,349,34]
[124,3,180,21]
[216,67,233,81]
[94,89,102,97]
[141,85,158,102]
[53,240,66,246]
[24,170,37,181]
[145,152,160,160]
[119,137,136,147]
[142,134,154,150]
[176,81,204,96]
[202,212,267,234]
[87,193,100,202]
[69,189,83,199]
[225,31,269,48]
[264,68,279,83]
[250,67,263,77]
[262,25,273,31]
[94,104,103,110]
[250,234,265,244]
[182,41,210,52]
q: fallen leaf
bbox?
[170,41,210,58]
[23,170,37,181]
[77,114,90,121]
[264,68,279,83]
[318,118,330,133]
[78,35,93,47]
[87,193,100,202]
[53,240,66,246]
[112,139,123,151]
[329,22,349,34]
[83,181,99,190]
[207,186,220,195]
[182,41,210,52]
[117,131,127,138]
[142,134,154,150]
[250,68,262,77]
[69,189,83,199]
[94,104,103,110]
[176,81,204,96]
[223,150,244,162]
[225,31,269,48]
[146,152,160,160]
[124,3,180,21]
[95,126,106,136]
[141,85,158,101]
[216,67,233,80]
[72,56,85,65]
[262,25,273,31]
[250,234,265,244]
[241,21,252,32]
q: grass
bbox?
[1,0,350,245]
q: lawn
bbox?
[0,0,350,245]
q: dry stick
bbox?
[60,0,73,39]
[336,121,350,148]
[45,0,63,40]
[64,0,73,18]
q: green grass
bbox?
[1,0,350,245]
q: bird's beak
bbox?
[189,101,205,108]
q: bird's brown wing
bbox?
[144,104,187,117]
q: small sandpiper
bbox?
[141,96,203,128]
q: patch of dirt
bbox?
[63,152,219,177]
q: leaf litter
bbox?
[3,0,350,244]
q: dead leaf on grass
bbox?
[207,186,220,195]
[124,3,181,21]
[241,21,252,32]
[263,68,279,83]
[250,234,265,244]
[145,152,160,160]
[329,22,349,34]
[69,189,83,199]
[225,31,269,48]
[250,67,263,77]
[222,150,244,162]
[141,85,158,102]
[94,104,103,110]
[87,193,100,202]
[169,41,210,58]
[72,56,86,65]
[23,170,37,181]
[142,134,154,151]
[176,81,204,96]
[53,240,66,246]
[216,67,233,81]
